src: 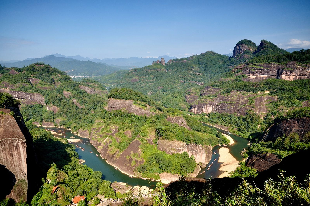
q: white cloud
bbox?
[286,39,310,49]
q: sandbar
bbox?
[218,147,239,178]
[222,133,234,145]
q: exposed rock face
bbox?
[90,135,143,177]
[188,87,276,116]
[157,139,212,166]
[0,109,28,202]
[167,116,190,130]
[78,129,90,138]
[234,62,310,82]
[106,98,154,116]
[246,153,281,172]
[264,117,310,142]
[233,40,256,58]
[0,89,45,105]
[46,104,59,113]
[79,85,107,96]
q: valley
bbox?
[1,39,310,205]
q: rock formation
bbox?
[157,139,212,166]
[0,89,45,105]
[106,98,155,116]
[0,109,28,202]
[233,39,257,59]
[264,117,310,142]
[234,62,310,82]
[188,87,277,116]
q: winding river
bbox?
[197,125,249,179]
[46,125,248,187]
[47,127,157,188]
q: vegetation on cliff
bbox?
[0,64,226,182]
[2,38,310,205]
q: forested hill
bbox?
[96,51,233,110]
[0,55,124,77]
[0,63,227,194]
[96,39,310,110]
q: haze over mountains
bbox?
[0,54,176,77]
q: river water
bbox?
[46,125,248,186]
[197,125,249,179]
[46,127,157,187]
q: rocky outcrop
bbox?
[79,85,107,96]
[234,62,310,82]
[0,89,45,105]
[246,153,281,172]
[166,116,190,130]
[157,139,212,166]
[264,117,310,142]
[106,98,155,116]
[90,135,143,177]
[233,39,257,59]
[189,88,276,116]
[0,109,28,202]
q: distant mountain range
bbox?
[0,54,176,77]
[52,53,176,68]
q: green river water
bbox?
[46,125,248,187]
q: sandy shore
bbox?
[218,147,239,178]
[222,133,235,145]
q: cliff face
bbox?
[188,87,277,116]
[0,89,45,105]
[234,62,310,82]
[233,40,257,59]
[264,117,310,142]
[0,109,28,202]
[157,139,212,167]
[106,98,155,117]
[246,117,310,172]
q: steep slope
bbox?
[97,51,232,110]
[0,64,227,183]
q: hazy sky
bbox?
[1,0,310,61]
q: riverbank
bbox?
[222,133,234,145]
[218,147,239,178]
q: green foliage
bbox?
[236,39,257,48]
[97,51,232,110]
[160,172,310,205]
[153,182,171,206]
[137,144,196,178]
[230,162,258,178]
[0,92,20,108]
[28,124,116,205]
[250,48,310,64]
[108,87,161,109]
[202,112,264,139]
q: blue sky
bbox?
[1,0,310,61]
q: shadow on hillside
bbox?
[0,164,16,201]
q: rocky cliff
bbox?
[0,109,28,202]
[157,139,212,166]
[264,117,310,142]
[234,62,310,82]
[246,117,310,172]
[188,87,277,116]
[106,98,155,117]
[233,39,257,59]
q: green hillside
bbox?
[0,63,226,179]
[96,51,233,110]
